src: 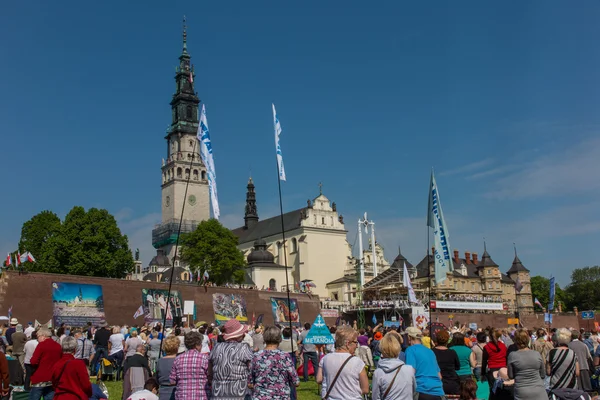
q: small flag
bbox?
[16,252,21,267]
[403,262,418,303]
[203,270,209,282]
[372,314,377,325]
[272,103,286,181]
[197,270,201,282]
[19,252,28,264]
[133,305,144,319]
[188,271,193,283]
[46,319,52,328]
[534,298,543,308]
[7,306,12,319]
[34,320,41,328]
[514,277,523,293]
[26,252,36,263]
[189,70,193,83]
[256,314,264,325]
[5,253,11,267]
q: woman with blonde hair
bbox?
[124,328,144,359]
[156,335,180,400]
[547,328,580,390]
[108,325,125,380]
[372,332,416,400]
[316,326,369,400]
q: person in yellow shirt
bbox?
[421,328,432,348]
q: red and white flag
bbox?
[5,253,11,267]
[27,252,36,263]
[16,252,21,266]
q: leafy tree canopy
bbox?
[564,266,600,311]
[180,219,246,285]
[15,206,134,278]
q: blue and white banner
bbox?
[198,105,220,220]
[403,262,418,303]
[427,170,453,284]
[272,103,286,181]
[548,276,555,311]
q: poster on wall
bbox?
[270,297,300,327]
[141,289,183,326]
[212,293,248,324]
[52,282,105,327]
[411,306,430,330]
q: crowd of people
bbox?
[0,313,599,400]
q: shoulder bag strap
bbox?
[56,360,72,384]
[324,355,354,399]
[382,364,403,400]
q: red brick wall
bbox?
[0,271,321,327]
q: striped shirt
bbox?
[169,349,211,400]
[547,346,578,390]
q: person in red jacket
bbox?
[30,327,63,400]
[481,329,507,390]
[52,336,92,400]
[0,351,9,399]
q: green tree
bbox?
[565,266,600,311]
[180,219,246,285]
[530,275,569,311]
[28,206,134,278]
[18,210,61,262]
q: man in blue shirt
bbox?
[404,327,445,400]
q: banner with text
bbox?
[52,282,105,327]
[430,300,504,311]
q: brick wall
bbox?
[0,271,321,327]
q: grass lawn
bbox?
[102,379,323,399]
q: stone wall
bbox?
[0,271,321,327]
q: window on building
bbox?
[487,269,491,275]
[322,217,325,225]
[330,216,334,225]
[186,105,193,119]
[462,281,465,289]
[201,171,206,180]
[189,140,193,148]
[269,279,276,291]
[185,168,190,179]
[177,168,182,178]
[314,215,317,224]
[488,282,492,289]
[193,170,198,180]
[291,238,298,253]
[454,281,458,290]
[472,283,475,290]
[333,292,339,301]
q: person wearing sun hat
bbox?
[404,326,445,400]
[371,331,383,368]
[5,318,18,346]
[209,319,253,399]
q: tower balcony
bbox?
[152,219,199,249]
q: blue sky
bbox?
[52,282,103,302]
[2,1,599,286]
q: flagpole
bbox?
[158,135,199,359]
[272,104,294,353]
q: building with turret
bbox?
[231,179,353,298]
[144,21,210,280]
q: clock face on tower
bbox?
[188,195,197,206]
[165,196,171,207]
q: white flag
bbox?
[198,105,220,220]
[273,103,286,181]
[133,305,144,319]
[403,262,418,303]
[427,170,453,284]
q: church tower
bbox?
[151,19,210,261]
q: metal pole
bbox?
[370,221,377,277]
[358,220,364,287]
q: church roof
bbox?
[506,255,530,274]
[326,275,356,286]
[149,249,171,268]
[232,208,306,244]
[477,250,498,268]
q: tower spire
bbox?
[182,15,188,54]
[244,177,259,229]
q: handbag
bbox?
[323,355,354,399]
[382,364,403,400]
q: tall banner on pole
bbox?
[198,105,220,220]
[427,170,453,284]
[272,104,286,181]
[403,262,418,303]
[548,277,556,311]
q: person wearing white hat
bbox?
[5,318,18,346]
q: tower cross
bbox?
[318,182,322,195]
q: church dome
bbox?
[247,239,274,264]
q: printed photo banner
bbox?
[212,293,248,324]
[141,289,183,327]
[52,282,105,327]
[270,297,300,327]
[411,306,430,330]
